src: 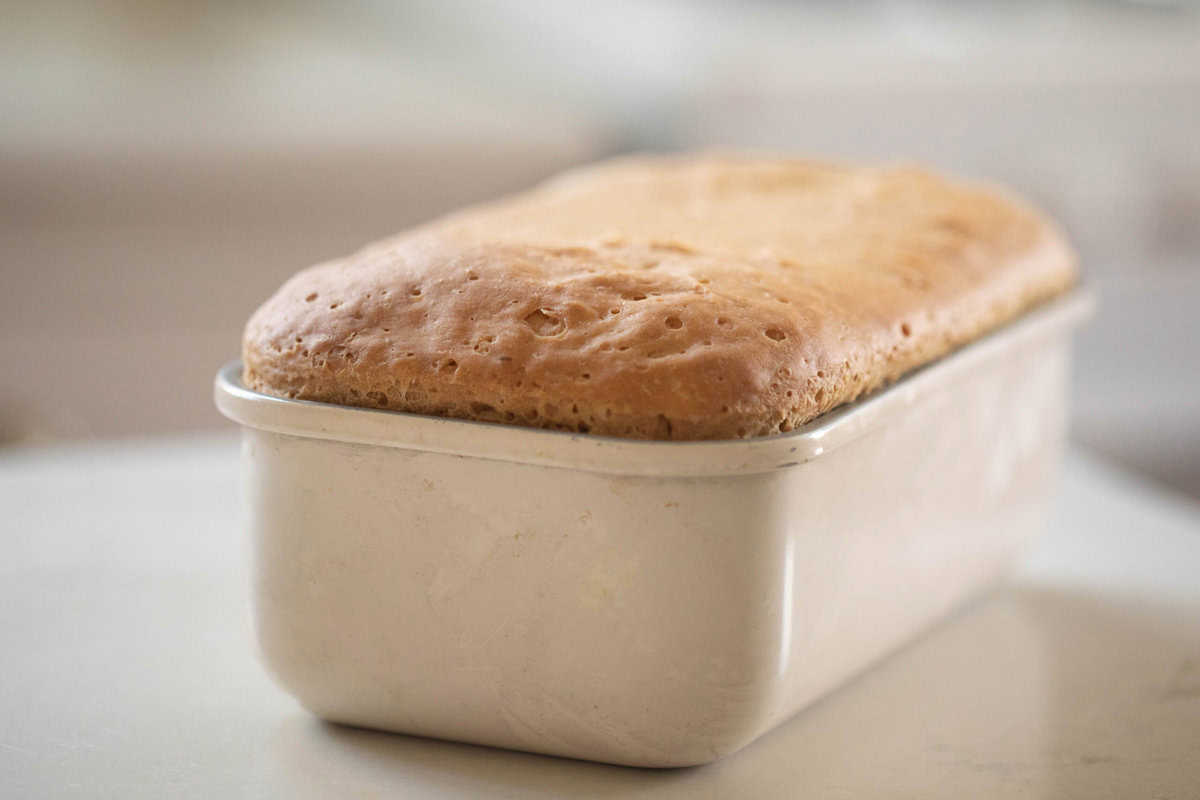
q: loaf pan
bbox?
[214,289,1091,767]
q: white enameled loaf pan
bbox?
[215,290,1091,768]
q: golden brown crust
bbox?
[243,155,1078,440]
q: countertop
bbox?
[2,435,1199,798]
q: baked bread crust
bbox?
[243,155,1078,440]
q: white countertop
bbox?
[2,436,1199,798]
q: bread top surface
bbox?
[243,155,1078,440]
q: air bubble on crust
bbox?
[523,308,565,336]
[305,293,317,302]
[665,316,683,329]
[764,328,787,341]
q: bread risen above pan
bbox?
[243,155,1078,440]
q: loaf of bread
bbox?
[243,155,1078,440]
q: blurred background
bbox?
[2,0,1197,497]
